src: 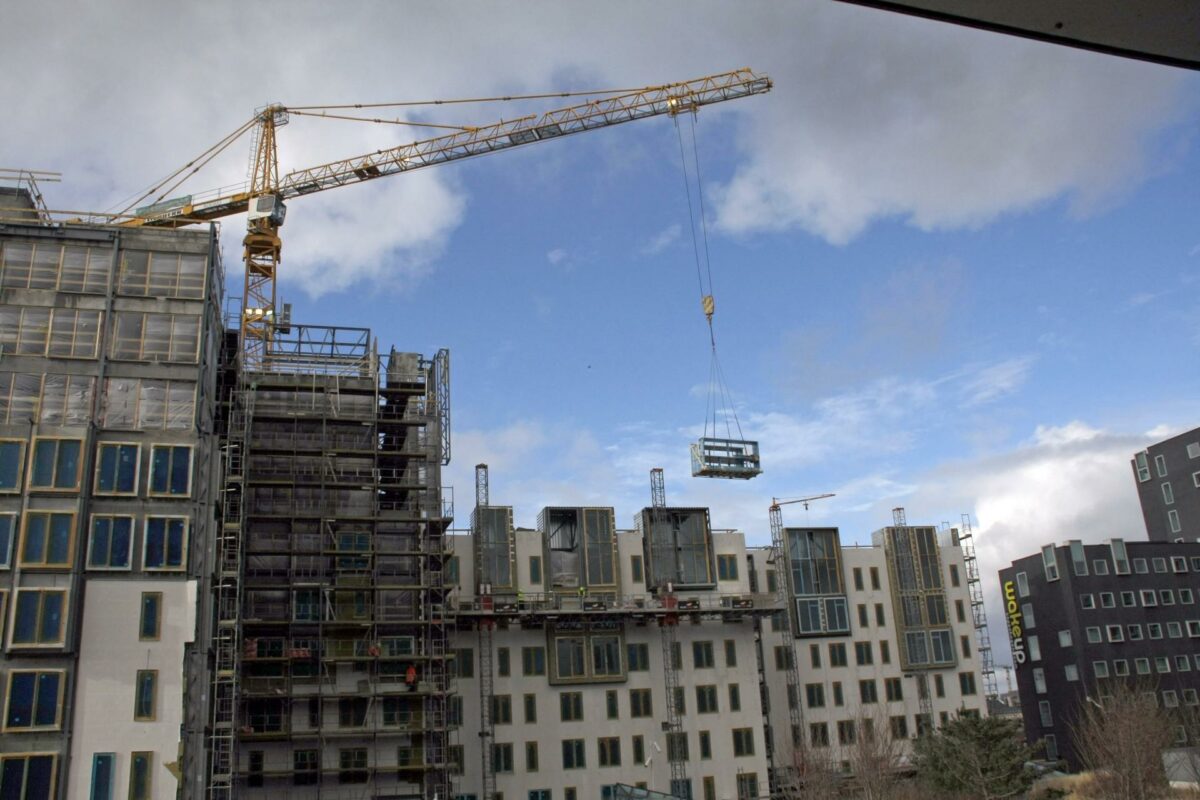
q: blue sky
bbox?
[5,1,1199,671]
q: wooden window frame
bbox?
[139,592,163,641]
[0,439,26,493]
[0,752,58,798]
[3,669,66,732]
[9,588,68,647]
[87,514,135,571]
[28,437,84,492]
[142,516,189,572]
[148,444,193,497]
[19,510,77,569]
[94,442,141,496]
[133,670,158,721]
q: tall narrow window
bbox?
[91,752,115,800]
[1110,539,1130,575]
[140,593,162,641]
[134,670,157,720]
[1069,541,1088,576]
[0,514,13,569]
[529,555,542,585]
[129,752,153,800]
[0,440,24,491]
[149,445,191,496]
[1041,546,1059,581]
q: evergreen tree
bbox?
[912,714,1035,799]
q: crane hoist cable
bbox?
[673,112,749,447]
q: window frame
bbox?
[3,669,66,732]
[87,514,135,571]
[10,587,68,648]
[0,752,59,798]
[0,439,26,493]
[148,444,193,497]
[93,442,141,496]
[142,516,189,571]
[28,437,84,492]
[133,670,158,721]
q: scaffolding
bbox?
[767,505,804,800]
[649,469,689,797]
[229,325,455,799]
[475,464,496,800]
[958,513,998,699]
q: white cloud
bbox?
[1,2,1185,297]
[639,223,681,255]
[960,356,1034,406]
[545,248,568,266]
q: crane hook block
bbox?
[701,294,715,321]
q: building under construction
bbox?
[221,327,454,799]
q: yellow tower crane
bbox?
[113,69,772,369]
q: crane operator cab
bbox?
[690,437,762,479]
[247,193,287,227]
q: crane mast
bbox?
[116,69,772,369]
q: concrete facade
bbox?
[1132,426,1200,543]
[0,214,223,800]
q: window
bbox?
[1110,540,1130,575]
[526,742,539,772]
[117,250,207,298]
[1156,656,1172,674]
[1016,571,1029,597]
[1162,589,1177,606]
[138,592,162,642]
[492,743,514,773]
[1163,483,1175,505]
[1058,630,1072,648]
[1101,592,1116,609]
[560,692,583,722]
[1120,591,1135,608]
[455,648,474,678]
[729,683,741,712]
[732,728,755,757]
[129,752,153,799]
[29,438,82,490]
[0,440,23,492]
[805,683,825,708]
[890,715,909,740]
[1134,558,1148,574]
[1178,655,1193,671]
[1093,559,1110,576]
[0,752,57,799]
[875,603,886,626]
[855,641,873,665]
[1153,557,1168,573]
[853,567,864,590]
[934,674,945,698]
[1086,627,1102,644]
[20,512,74,569]
[632,736,645,766]
[832,681,844,706]
[1038,701,1053,727]
[1114,659,1129,677]
[837,720,857,745]
[110,311,201,362]
[1185,589,1197,604]
[693,641,715,668]
[144,517,187,570]
[696,685,718,714]
[829,643,847,667]
[496,647,510,677]
[4,670,64,731]
[1064,665,1078,682]
[859,679,878,703]
[722,638,737,667]
[149,445,191,495]
[1189,620,1200,638]
[673,687,686,715]
[2,240,108,292]
[1080,594,1095,610]
[11,588,67,646]
[338,748,367,783]
[1069,541,1088,576]
[84,515,132,571]
[1155,453,1168,477]
[562,738,585,769]
[1022,603,1036,628]
[1172,556,1189,574]
[1148,623,1163,639]
[1141,589,1158,607]
[524,694,537,723]
[1135,658,1151,675]
[1041,545,1059,581]
[930,629,954,664]
[858,604,869,627]
[960,672,977,695]
[630,554,642,584]
[598,737,621,767]
[880,640,891,664]
[774,645,795,670]
[339,698,368,727]
[1094,661,1109,679]
[1169,510,1182,534]
[101,377,195,430]
[736,774,758,800]
[869,567,880,590]
[1033,668,1046,694]
[717,554,738,581]
[627,643,649,672]
[492,695,512,724]
[960,634,972,658]
[1106,625,1124,643]
[529,555,542,584]
[523,646,546,676]
[1044,734,1059,761]
[91,753,115,800]
[950,563,961,586]
[134,670,157,720]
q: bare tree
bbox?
[792,738,843,800]
[1071,680,1173,800]
[848,707,904,800]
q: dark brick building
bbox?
[999,538,1200,768]
[1131,426,1200,543]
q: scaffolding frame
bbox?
[958,513,998,699]
[227,326,455,799]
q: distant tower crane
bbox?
[113,70,772,369]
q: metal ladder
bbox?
[475,465,496,800]
[768,504,804,800]
[959,513,998,699]
[208,389,253,798]
[650,469,689,797]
